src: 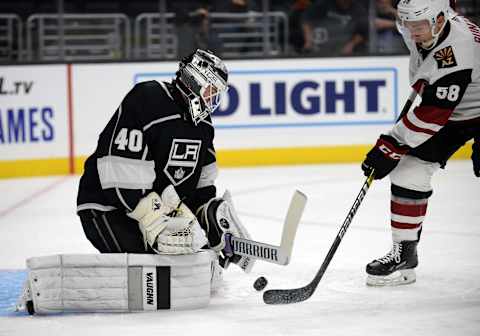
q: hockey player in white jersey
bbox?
[361,0,480,286]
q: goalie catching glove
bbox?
[128,185,208,254]
[197,190,255,273]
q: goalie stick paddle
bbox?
[262,171,375,304]
[229,190,307,265]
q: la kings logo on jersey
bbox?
[164,139,201,186]
[434,46,457,69]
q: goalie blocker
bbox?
[16,251,220,315]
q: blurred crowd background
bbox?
[1,0,479,63]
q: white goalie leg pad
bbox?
[366,269,416,287]
[16,251,218,314]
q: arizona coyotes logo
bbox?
[434,46,457,69]
[164,139,201,186]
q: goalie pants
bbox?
[78,209,155,254]
[389,119,480,242]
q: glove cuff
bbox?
[127,192,162,222]
[377,135,409,160]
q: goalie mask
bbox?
[396,0,454,49]
[175,49,228,125]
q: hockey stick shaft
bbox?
[278,190,307,264]
[396,82,425,122]
[310,171,375,282]
[263,171,375,304]
[227,190,307,266]
[396,89,417,122]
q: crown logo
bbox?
[174,167,185,180]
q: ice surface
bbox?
[0,162,479,336]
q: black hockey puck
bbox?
[253,276,268,291]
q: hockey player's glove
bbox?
[362,134,409,180]
[197,190,255,273]
[128,185,208,254]
[472,140,480,178]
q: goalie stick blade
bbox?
[229,190,307,266]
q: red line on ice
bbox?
[0,177,69,218]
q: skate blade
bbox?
[366,269,416,287]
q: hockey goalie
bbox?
[16,50,256,314]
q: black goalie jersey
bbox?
[77,80,218,214]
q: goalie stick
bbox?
[225,190,307,265]
[263,171,374,304]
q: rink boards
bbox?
[0,56,472,178]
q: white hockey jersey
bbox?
[391,16,480,148]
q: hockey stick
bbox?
[226,190,307,265]
[396,89,418,122]
[261,85,422,301]
[263,171,375,304]
[396,83,425,122]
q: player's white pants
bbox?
[389,156,440,242]
[390,155,440,192]
[16,251,221,315]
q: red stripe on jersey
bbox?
[391,201,428,217]
[413,106,453,126]
[402,114,437,135]
[391,221,422,229]
[412,79,427,94]
[450,0,456,10]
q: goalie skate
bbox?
[366,240,418,286]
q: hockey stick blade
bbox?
[263,172,374,304]
[230,190,307,265]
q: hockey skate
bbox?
[366,240,418,286]
[15,280,35,315]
